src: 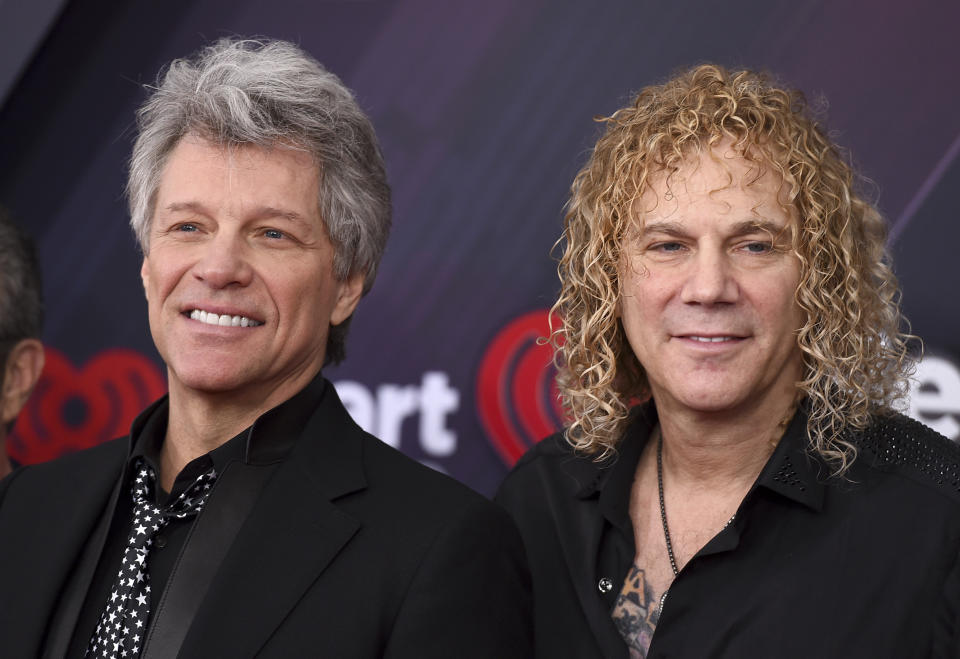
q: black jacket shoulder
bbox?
[851,411,960,505]
[511,431,578,468]
[495,430,609,514]
[357,429,518,530]
[0,437,126,509]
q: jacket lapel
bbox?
[0,438,127,658]
[178,382,367,656]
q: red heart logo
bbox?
[8,347,167,465]
[476,310,564,467]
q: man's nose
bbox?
[679,248,738,305]
[192,234,253,288]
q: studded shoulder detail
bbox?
[854,412,960,497]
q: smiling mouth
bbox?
[187,309,264,328]
[683,336,744,343]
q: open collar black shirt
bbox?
[496,403,960,658]
[60,376,327,658]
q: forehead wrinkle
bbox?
[248,205,311,226]
[162,200,209,216]
[636,220,688,238]
[632,146,795,236]
[728,218,791,237]
[688,140,782,193]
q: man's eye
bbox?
[264,229,285,240]
[743,242,773,254]
[175,223,198,232]
[654,242,684,252]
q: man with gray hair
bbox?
[0,209,44,480]
[0,39,531,657]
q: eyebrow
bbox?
[639,219,790,239]
[161,202,313,227]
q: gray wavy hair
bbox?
[127,38,391,364]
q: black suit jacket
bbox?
[0,381,532,657]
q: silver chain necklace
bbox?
[655,432,735,615]
[653,397,797,615]
[656,432,680,579]
[656,432,678,615]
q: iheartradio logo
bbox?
[8,347,166,465]
[476,310,564,467]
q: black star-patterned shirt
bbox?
[63,377,327,657]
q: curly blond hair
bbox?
[553,63,913,473]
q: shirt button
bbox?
[598,577,613,593]
[155,534,167,548]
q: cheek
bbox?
[788,304,807,344]
[150,265,177,299]
[620,270,669,319]
[269,270,330,320]
[618,288,661,359]
[758,278,804,332]
[145,256,192,304]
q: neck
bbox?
[654,388,798,490]
[158,372,315,491]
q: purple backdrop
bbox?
[1,0,958,496]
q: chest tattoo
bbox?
[611,563,661,658]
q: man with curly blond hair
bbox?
[497,64,960,658]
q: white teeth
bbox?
[690,336,735,342]
[189,309,262,327]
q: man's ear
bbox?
[331,272,365,326]
[140,257,150,299]
[1,338,45,426]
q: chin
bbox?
[177,376,251,396]
[665,379,757,413]
[679,396,742,414]
[167,361,257,395]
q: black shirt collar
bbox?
[124,374,328,500]
[571,400,827,519]
[752,400,827,511]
